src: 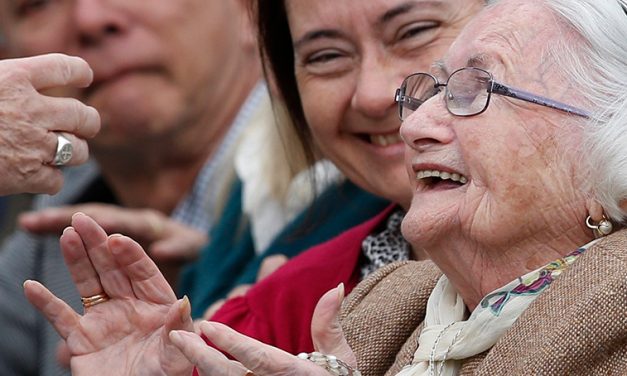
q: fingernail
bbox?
[337,283,345,304]
[62,227,73,236]
[180,296,191,323]
[169,330,183,344]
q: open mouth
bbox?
[359,132,403,147]
[416,169,468,190]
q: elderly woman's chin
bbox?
[401,194,464,251]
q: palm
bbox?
[24,213,193,376]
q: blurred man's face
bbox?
[0,0,252,149]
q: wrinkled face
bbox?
[285,0,483,206]
[401,0,590,255]
[0,0,249,149]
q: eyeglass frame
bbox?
[394,67,591,121]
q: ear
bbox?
[586,198,605,221]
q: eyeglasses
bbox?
[395,67,590,121]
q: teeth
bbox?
[370,133,402,146]
[415,169,468,184]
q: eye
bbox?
[306,50,345,65]
[397,21,439,41]
[300,48,352,76]
[15,0,52,17]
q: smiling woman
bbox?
[262,0,483,207]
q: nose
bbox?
[350,56,400,119]
[399,95,455,152]
[74,0,128,48]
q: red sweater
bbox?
[206,205,396,354]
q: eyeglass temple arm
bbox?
[491,82,590,118]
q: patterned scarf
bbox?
[396,244,590,376]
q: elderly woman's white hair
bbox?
[490,0,627,223]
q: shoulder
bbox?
[478,231,627,374]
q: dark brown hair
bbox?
[256,0,316,166]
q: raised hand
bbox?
[19,204,207,262]
[23,213,194,376]
[0,53,100,195]
[171,285,358,376]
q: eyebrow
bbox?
[293,29,346,50]
[380,1,445,24]
[466,53,492,69]
[380,2,416,24]
[432,53,492,77]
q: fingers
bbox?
[70,213,136,299]
[156,297,197,376]
[46,132,90,166]
[257,254,288,281]
[20,205,162,240]
[41,96,100,139]
[169,329,247,376]
[59,226,106,299]
[311,284,356,367]
[23,280,81,340]
[7,53,94,90]
[22,165,65,195]
[107,234,177,304]
[149,222,207,262]
[19,206,80,234]
[200,322,323,375]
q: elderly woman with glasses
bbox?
[22,0,627,375]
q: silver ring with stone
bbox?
[52,133,73,166]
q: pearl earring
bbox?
[585,215,614,238]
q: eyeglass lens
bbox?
[399,68,493,120]
[400,73,439,121]
[446,68,491,116]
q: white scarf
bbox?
[396,243,590,376]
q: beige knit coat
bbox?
[340,230,627,375]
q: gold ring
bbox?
[81,293,110,308]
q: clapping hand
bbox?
[170,285,358,376]
[23,213,194,375]
[24,213,358,376]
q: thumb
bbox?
[56,339,71,369]
[160,296,195,375]
[164,296,195,334]
[311,283,356,367]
